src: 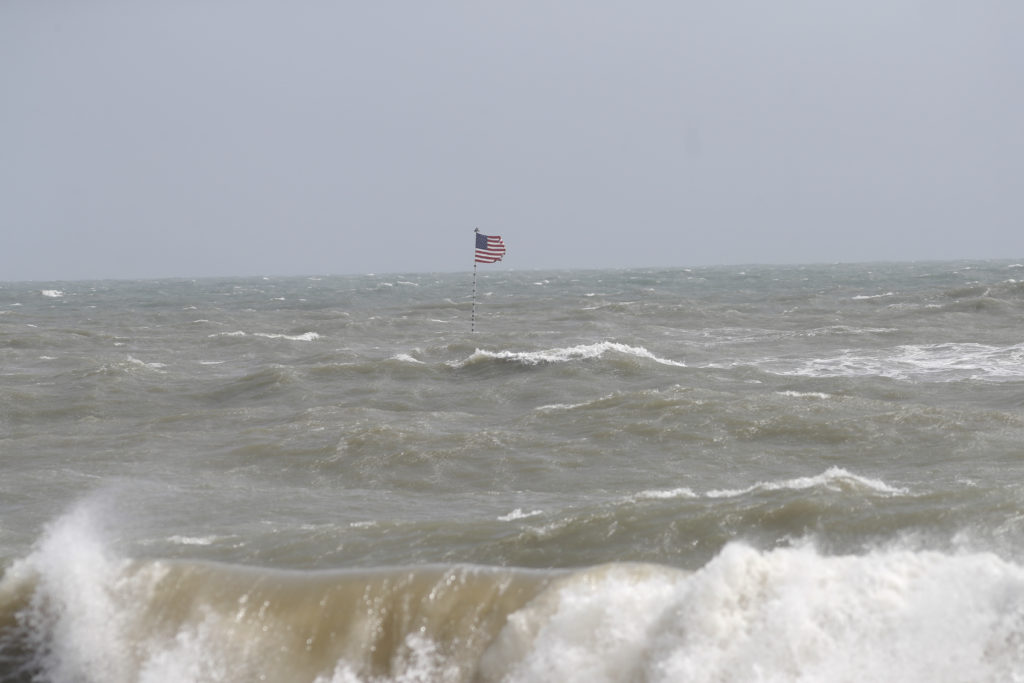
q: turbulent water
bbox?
[3,261,1024,682]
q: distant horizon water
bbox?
[8,254,1024,287]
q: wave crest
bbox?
[4,504,1024,683]
[452,342,685,369]
[706,466,908,498]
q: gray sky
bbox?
[3,1,1022,281]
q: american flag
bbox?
[474,232,506,263]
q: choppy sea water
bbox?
[3,261,1024,682]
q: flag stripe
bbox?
[475,233,506,264]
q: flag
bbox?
[475,232,506,263]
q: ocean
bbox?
[3,260,1024,682]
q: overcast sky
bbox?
[3,1,1022,281]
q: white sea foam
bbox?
[127,356,167,372]
[482,563,689,683]
[41,289,64,298]
[457,341,685,368]
[776,390,832,399]
[208,331,320,341]
[499,508,544,521]
[167,535,216,546]
[483,544,1024,683]
[253,332,320,342]
[535,402,590,412]
[632,487,698,501]
[349,520,377,529]
[391,353,424,364]
[761,342,1024,382]
[706,466,908,498]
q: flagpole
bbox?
[471,228,479,333]
[471,227,506,333]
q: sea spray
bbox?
[0,501,139,682]
[647,543,1024,682]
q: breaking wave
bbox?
[451,342,686,369]
[758,342,1024,382]
[706,466,909,498]
[4,503,1024,682]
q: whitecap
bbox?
[632,487,698,501]
[167,535,216,546]
[776,390,832,399]
[253,332,320,341]
[127,356,167,372]
[498,508,543,521]
[535,402,590,412]
[759,342,1024,382]
[706,466,908,498]
[455,341,685,368]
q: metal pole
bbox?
[471,227,479,333]
[471,261,477,333]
